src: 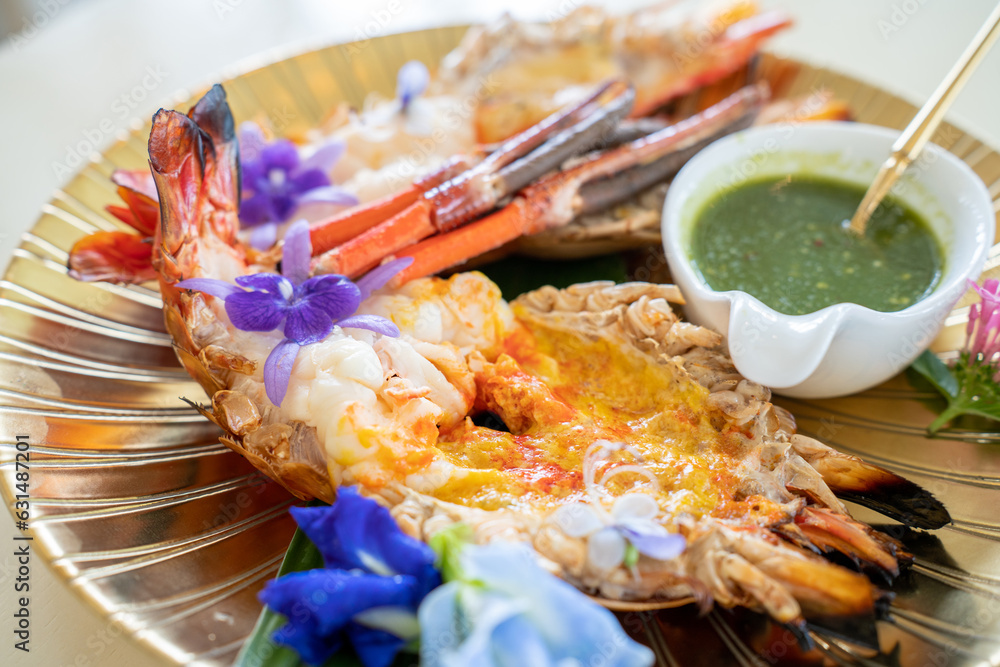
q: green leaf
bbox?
[428,523,473,583]
[235,526,330,667]
[909,350,958,398]
[916,352,1000,434]
[622,543,639,569]
[964,402,1000,422]
[952,359,1000,422]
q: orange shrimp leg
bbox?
[316,198,436,277]
[308,154,476,256]
[310,80,635,276]
[629,10,793,117]
[309,184,421,255]
[390,199,532,284]
[391,84,769,284]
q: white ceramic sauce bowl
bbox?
[662,122,995,398]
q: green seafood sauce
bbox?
[689,175,943,316]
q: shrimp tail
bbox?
[187,84,241,209]
[148,85,251,405]
[149,84,243,287]
[789,435,951,530]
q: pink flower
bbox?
[965,278,1000,382]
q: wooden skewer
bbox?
[848,1,1000,235]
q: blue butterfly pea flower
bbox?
[260,570,415,666]
[291,487,440,598]
[258,488,441,667]
[419,542,654,667]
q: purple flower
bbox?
[396,61,429,111]
[238,122,357,228]
[966,278,1000,382]
[176,220,411,406]
[259,487,441,667]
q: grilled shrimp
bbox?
[433,0,792,142]
[70,0,822,285]
[148,86,948,641]
[325,92,480,205]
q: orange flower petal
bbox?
[68,231,157,284]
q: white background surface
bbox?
[0,1,998,665]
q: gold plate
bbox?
[2,26,1000,667]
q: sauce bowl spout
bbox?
[726,294,848,390]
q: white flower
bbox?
[549,439,686,572]
[552,494,684,571]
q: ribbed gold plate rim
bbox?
[1,25,999,667]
